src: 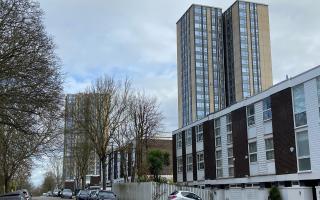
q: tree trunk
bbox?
[81,176,86,189]
[101,157,107,190]
[4,176,9,193]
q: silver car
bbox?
[168,191,202,200]
[61,188,73,199]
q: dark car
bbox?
[96,191,117,200]
[76,190,89,200]
[88,190,97,200]
[61,188,73,199]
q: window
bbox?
[265,138,274,160]
[177,133,182,149]
[216,150,223,177]
[215,118,221,147]
[226,114,233,144]
[228,147,234,177]
[186,154,193,172]
[177,156,183,173]
[249,141,257,163]
[197,151,204,170]
[247,104,255,126]
[263,97,272,121]
[296,131,311,171]
[293,84,307,127]
[186,129,192,146]
[196,124,203,142]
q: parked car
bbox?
[88,190,97,200]
[42,193,47,196]
[47,190,53,196]
[168,191,202,200]
[76,190,90,200]
[95,190,117,200]
[53,189,61,197]
[61,188,73,199]
[22,189,32,200]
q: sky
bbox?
[30,0,320,187]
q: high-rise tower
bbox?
[176,1,273,127]
[224,1,273,105]
[177,5,225,127]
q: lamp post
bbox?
[110,141,114,188]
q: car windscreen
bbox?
[98,191,115,198]
[170,191,178,195]
[79,190,88,195]
[64,189,71,192]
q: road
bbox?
[32,197,75,200]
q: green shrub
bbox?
[269,186,282,200]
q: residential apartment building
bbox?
[224,1,272,105]
[106,136,173,185]
[177,5,225,127]
[177,1,273,127]
[172,66,320,196]
[63,94,100,182]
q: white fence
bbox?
[112,182,314,200]
[112,182,212,200]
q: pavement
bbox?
[32,197,75,200]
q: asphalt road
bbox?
[32,197,75,200]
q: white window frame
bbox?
[226,114,233,144]
[196,124,203,142]
[197,151,204,171]
[265,137,274,161]
[216,149,223,178]
[177,156,183,173]
[263,97,272,121]
[295,130,311,172]
[228,147,234,177]
[215,118,221,147]
[293,84,307,128]
[247,104,255,126]
[186,129,192,146]
[186,154,193,172]
[177,133,182,149]
[248,141,257,163]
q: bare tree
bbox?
[73,131,93,189]
[0,0,63,192]
[129,92,163,181]
[48,154,63,189]
[76,76,130,189]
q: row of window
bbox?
[177,151,204,173]
[248,137,274,163]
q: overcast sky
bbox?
[31,0,320,187]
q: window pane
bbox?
[297,131,310,157]
[265,138,273,150]
[216,137,221,146]
[293,84,306,113]
[299,158,311,171]
[266,150,274,160]
[216,150,222,159]
[248,116,255,126]
[250,154,257,162]
[295,112,307,127]
[228,158,234,165]
[249,142,257,153]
